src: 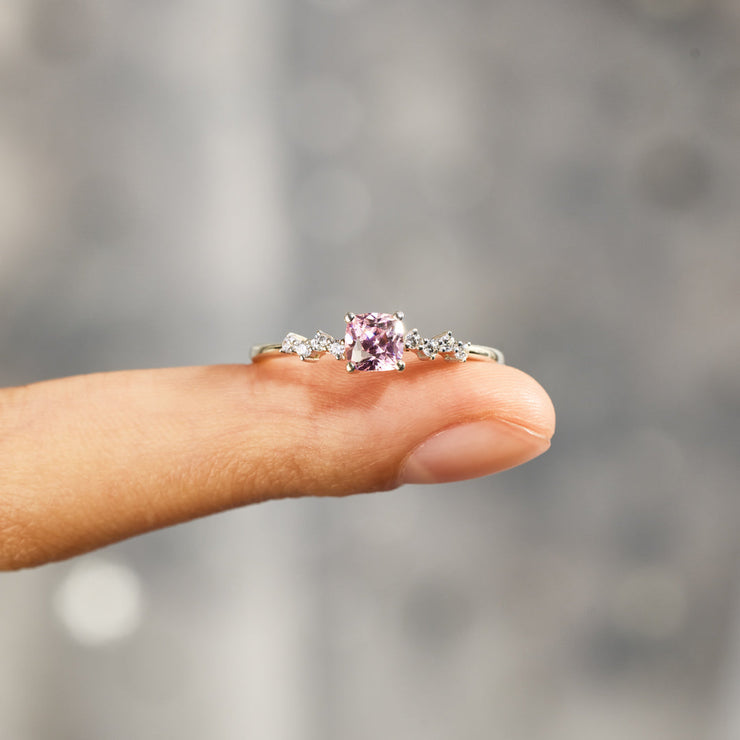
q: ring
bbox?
[250,311,504,373]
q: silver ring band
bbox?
[250,311,504,373]
[250,341,504,364]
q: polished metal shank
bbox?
[250,341,504,365]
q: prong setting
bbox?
[275,313,491,370]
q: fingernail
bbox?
[399,420,551,485]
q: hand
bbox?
[0,355,555,570]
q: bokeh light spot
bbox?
[53,558,144,646]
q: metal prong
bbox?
[345,312,355,323]
[396,360,406,372]
[394,311,405,321]
[346,362,356,373]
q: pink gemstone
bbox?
[344,312,405,371]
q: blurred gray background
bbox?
[1,0,739,738]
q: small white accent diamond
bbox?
[329,341,344,359]
[281,332,303,353]
[437,331,455,353]
[310,331,331,352]
[454,341,471,361]
[296,342,311,359]
[404,329,422,350]
[421,339,438,358]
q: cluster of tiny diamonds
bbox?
[404,329,472,362]
[281,328,473,363]
[281,331,344,361]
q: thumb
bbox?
[0,356,554,569]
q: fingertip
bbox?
[399,418,551,485]
[497,364,556,442]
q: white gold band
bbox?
[250,340,504,365]
[250,311,504,373]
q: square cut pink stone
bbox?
[344,312,405,371]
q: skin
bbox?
[0,354,555,570]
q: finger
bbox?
[0,355,555,569]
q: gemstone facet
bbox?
[344,312,405,372]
